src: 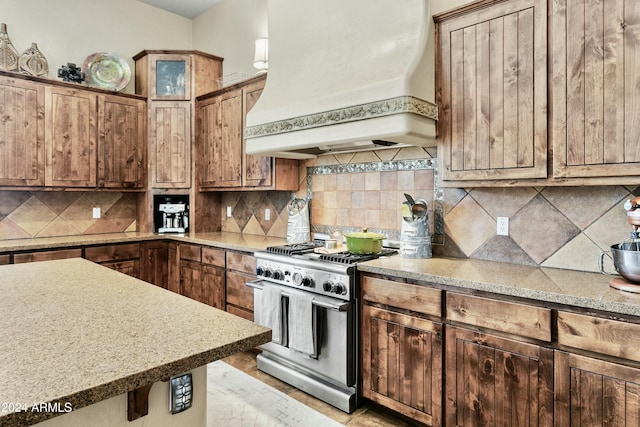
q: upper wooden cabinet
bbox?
[0,71,146,190]
[550,0,640,179]
[98,95,146,189]
[196,75,299,191]
[0,75,45,186]
[45,86,98,187]
[134,50,223,189]
[435,0,548,183]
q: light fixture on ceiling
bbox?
[253,38,268,74]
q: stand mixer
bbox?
[600,196,640,291]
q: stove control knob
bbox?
[264,268,273,278]
[273,270,284,280]
[333,284,347,295]
[323,281,334,292]
[301,276,314,287]
[292,272,303,286]
[256,266,265,276]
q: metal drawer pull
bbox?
[246,280,350,312]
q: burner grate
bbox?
[319,249,397,265]
[266,242,321,255]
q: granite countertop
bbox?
[359,256,640,317]
[0,258,271,426]
[0,232,287,254]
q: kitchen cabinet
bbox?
[149,101,191,188]
[196,75,299,191]
[140,240,169,289]
[85,243,141,278]
[45,86,97,187]
[445,326,554,426]
[555,310,640,425]
[435,0,547,183]
[0,255,9,265]
[361,277,443,426]
[0,75,45,186]
[0,71,146,190]
[97,95,146,189]
[178,243,225,308]
[134,50,223,190]
[225,251,256,320]
[550,0,640,179]
[13,248,82,263]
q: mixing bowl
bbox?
[600,243,640,284]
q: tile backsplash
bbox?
[0,191,137,239]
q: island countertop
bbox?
[0,258,271,426]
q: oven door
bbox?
[248,279,356,387]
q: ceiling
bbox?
[136,0,223,19]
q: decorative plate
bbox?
[82,52,131,91]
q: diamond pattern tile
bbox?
[584,198,634,250]
[445,195,495,256]
[541,233,603,272]
[7,196,57,236]
[542,186,629,230]
[0,191,30,216]
[473,236,536,266]
[510,195,580,264]
[470,187,538,219]
[32,191,78,214]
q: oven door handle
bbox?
[246,280,351,312]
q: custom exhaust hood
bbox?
[244,0,438,159]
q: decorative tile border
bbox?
[306,159,444,244]
[244,96,438,138]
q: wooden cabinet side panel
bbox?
[45,86,97,187]
[226,270,254,312]
[242,80,273,188]
[0,76,45,186]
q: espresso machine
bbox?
[154,195,189,233]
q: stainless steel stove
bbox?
[247,242,395,413]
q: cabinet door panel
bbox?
[552,0,640,177]
[140,241,169,289]
[100,259,140,278]
[203,265,224,309]
[180,259,204,303]
[555,351,640,427]
[98,95,145,188]
[45,86,97,187]
[362,305,442,426]
[0,76,44,186]
[150,102,191,188]
[437,0,547,181]
[445,326,553,426]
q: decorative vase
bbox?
[19,42,48,76]
[0,23,19,71]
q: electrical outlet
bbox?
[92,207,101,219]
[497,217,509,236]
[264,208,270,221]
[226,206,232,217]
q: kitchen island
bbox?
[0,258,271,426]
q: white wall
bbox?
[192,0,268,79]
[0,0,192,93]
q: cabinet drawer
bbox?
[14,248,83,263]
[226,304,253,321]
[0,255,9,265]
[85,243,141,263]
[202,246,225,268]
[226,270,254,312]
[362,276,442,317]
[558,311,640,363]
[180,244,201,262]
[226,252,256,274]
[446,293,551,342]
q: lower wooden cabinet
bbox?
[445,326,554,426]
[178,243,225,309]
[140,240,169,288]
[85,243,141,278]
[13,248,83,263]
[555,351,640,426]
[362,305,443,426]
[225,251,256,320]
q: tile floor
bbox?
[221,350,417,426]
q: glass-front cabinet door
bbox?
[150,54,191,100]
